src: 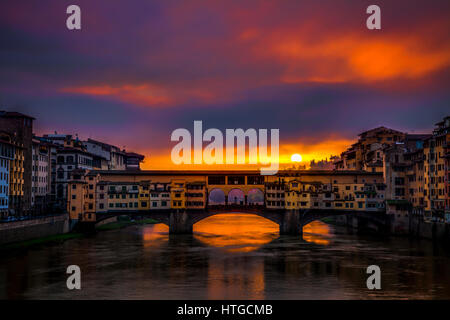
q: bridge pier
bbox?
[169,210,193,234]
[279,210,303,236]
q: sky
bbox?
[1,0,449,169]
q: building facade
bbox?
[423,116,449,221]
[0,136,15,217]
[31,139,51,209]
[0,111,34,213]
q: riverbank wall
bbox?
[0,214,70,245]
[329,214,450,242]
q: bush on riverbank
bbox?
[0,218,158,251]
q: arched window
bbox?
[208,189,226,205]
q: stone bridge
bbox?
[95,205,389,235]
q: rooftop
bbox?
[0,111,35,120]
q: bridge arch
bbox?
[247,188,264,205]
[92,209,388,236]
[208,188,226,205]
[228,188,245,205]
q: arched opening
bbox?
[228,189,245,205]
[208,188,226,205]
[247,188,264,205]
[193,213,279,252]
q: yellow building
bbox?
[67,175,87,221]
[404,148,425,215]
[423,122,448,219]
[265,181,286,209]
[185,182,206,209]
[106,182,140,212]
[67,169,96,222]
[138,181,151,211]
[9,144,24,210]
[170,179,186,210]
[149,182,171,210]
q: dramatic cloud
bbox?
[1,0,449,168]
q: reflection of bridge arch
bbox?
[190,210,282,226]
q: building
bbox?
[170,180,186,210]
[55,147,94,208]
[185,182,206,209]
[309,159,335,170]
[65,170,386,225]
[0,134,15,218]
[83,138,126,170]
[31,139,50,209]
[0,111,34,212]
[125,152,145,170]
[423,116,449,221]
[335,127,406,171]
[148,182,171,210]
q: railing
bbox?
[207,204,265,212]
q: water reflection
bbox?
[303,221,333,246]
[1,213,450,299]
[194,214,279,252]
[142,223,169,247]
[193,214,334,251]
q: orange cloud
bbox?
[62,84,172,106]
[137,135,354,170]
[241,25,450,84]
[62,84,218,107]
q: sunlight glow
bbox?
[291,153,302,162]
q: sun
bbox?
[291,153,302,162]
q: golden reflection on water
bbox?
[142,214,333,250]
[303,221,333,245]
[141,215,333,299]
[142,223,169,247]
[194,214,279,252]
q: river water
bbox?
[1,214,449,299]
